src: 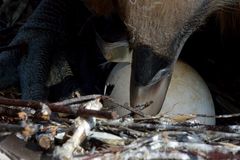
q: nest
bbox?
[1,1,240,159]
[0,93,240,159]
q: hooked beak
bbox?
[130,45,173,116]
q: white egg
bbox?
[106,61,215,125]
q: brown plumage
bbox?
[216,1,240,35]
[86,0,239,57]
[85,0,240,114]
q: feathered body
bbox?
[86,0,240,114]
[88,0,239,57]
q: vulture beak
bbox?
[130,45,173,116]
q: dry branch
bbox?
[0,96,118,119]
[36,133,55,150]
[52,95,103,106]
[0,107,22,117]
[77,108,118,119]
[0,123,24,132]
[53,97,103,159]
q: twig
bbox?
[171,113,240,119]
[77,147,124,160]
[36,133,55,150]
[89,131,125,146]
[0,97,49,110]
[53,99,103,159]
[100,120,240,136]
[118,126,145,137]
[0,97,118,119]
[101,98,147,117]
[215,113,240,119]
[135,101,154,111]
[0,123,24,132]
[52,95,103,106]
[77,108,118,119]
[133,117,161,122]
[115,102,146,117]
[33,103,52,121]
[53,117,96,160]
[0,106,22,117]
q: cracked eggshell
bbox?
[106,61,215,125]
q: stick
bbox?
[53,99,103,159]
[0,123,24,132]
[0,97,118,119]
[0,107,22,117]
[36,133,55,150]
[52,95,102,106]
[77,108,118,119]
